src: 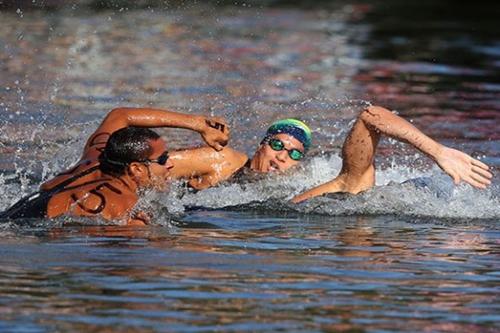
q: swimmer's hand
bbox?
[200,116,230,151]
[127,211,151,226]
[435,146,493,189]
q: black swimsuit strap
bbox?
[43,164,102,195]
[0,165,104,220]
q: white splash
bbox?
[152,154,499,220]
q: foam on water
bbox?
[146,154,500,222]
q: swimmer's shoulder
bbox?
[47,177,137,220]
[220,147,248,169]
[40,160,101,191]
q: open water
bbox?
[0,1,499,332]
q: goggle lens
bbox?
[156,152,169,165]
[144,151,169,165]
[289,149,304,161]
[269,139,284,151]
[268,139,304,161]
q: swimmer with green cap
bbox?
[168,118,312,189]
[169,105,492,197]
[3,104,490,226]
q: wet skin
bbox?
[45,138,173,224]
[170,105,493,200]
[168,133,306,191]
[19,107,229,225]
[140,138,174,191]
[249,134,305,173]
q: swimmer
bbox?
[168,118,311,189]
[292,105,493,202]
[169,106,492,200]
[0,107,229,225]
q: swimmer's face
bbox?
[131,138,173,190]
[145,138,174,190]
[251,133,304,173]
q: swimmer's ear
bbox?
[128,162,148,179]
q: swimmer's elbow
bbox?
[360,105,385,120]
[107,107,131,120]
[102,108,134,127]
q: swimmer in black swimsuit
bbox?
[0,165,101,219]
[1,107,229,225]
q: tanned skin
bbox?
[41,107,229,225]
[169,133,305,190]
[292,105,492,202]
[168,105,492,200]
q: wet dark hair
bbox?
[98,127,160,177]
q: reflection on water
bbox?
[0,0,499,331]
[0,214,499,332]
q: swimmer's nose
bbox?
[276,150,288,162]
[166,159,174,170]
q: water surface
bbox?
[0,1,499,331]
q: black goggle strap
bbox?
[100,151,169,167]
[100,151,129,167]
[260,135,271,145]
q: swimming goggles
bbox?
[268,138,304,161]
[143,151,170,166]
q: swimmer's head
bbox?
[250,119,312,173]
[99,127,173,189]
[264,118,312,152]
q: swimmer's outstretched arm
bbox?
[292,105,493,203]
[82,107,229,159]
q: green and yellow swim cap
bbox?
[265,119,312,151]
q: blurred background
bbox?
[0,0,499,181]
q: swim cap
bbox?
[265,118,312,151]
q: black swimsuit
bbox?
[229,159,252,183]
[0,165,101,220]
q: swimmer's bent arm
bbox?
[82,107,229,159]
[292,105,493,203]
[168,147,248,190]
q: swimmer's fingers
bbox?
[464,173,489,189]
[456,165,491,189]
[210,141,225,152]
[213,116,229,133]
[448,170,461,185]
[471,158,491,172]
[202,116,230,150]
[437,147,493,190]
[205,116,229,134]
[469,170,492,187]
[471,165,493,180]
[213,143,224,151]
